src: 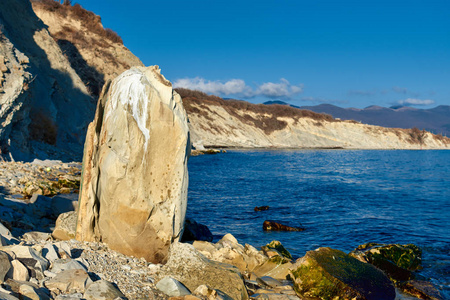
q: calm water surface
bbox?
[187,150,450,296]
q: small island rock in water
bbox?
[76,66,190,264]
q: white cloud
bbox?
[256,78,303,98]
[173,77,303,99]
[397,98,435,106]
[173,77,251,96]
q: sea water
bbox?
[187,150,450,296]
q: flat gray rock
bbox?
[50,258,87,274]
[83,280,126,300]
[256,276,283,288]
[156,276,191,297]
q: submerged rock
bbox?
[288,247,395,300]
[350,243,422,281]
[76,66,190,263]
[262,221,304,232]
[254,206,269,212]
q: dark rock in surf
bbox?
[181,218,213,242]
[262,220,304,232]
[254,206,269,212]
[350,243,422,281]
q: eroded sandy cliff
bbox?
[178,89,450,150]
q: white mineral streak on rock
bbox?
[107,69,151,150]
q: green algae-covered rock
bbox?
[350,243,422,281]
[288,247,395,300]
[261,240,292,264]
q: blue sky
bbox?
[73,0,450,109]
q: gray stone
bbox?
[50,259,87,274]
[42,243,60,263]
[76,67,190,264]
[83,280,126,300]
[6,260,29,281]
[2,245,49,273]
[52,212,77,241]
[19,284,51,300]
[156,276,191,297]
[44,269,93,294]
[256,276,282,288]
[54,242,72,259]
[0,250,11,283]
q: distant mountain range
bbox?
[263,101,450,137]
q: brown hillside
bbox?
[32,0,144,98]
[176,88,335,135]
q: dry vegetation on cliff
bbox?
[176,88,336,135]
[32,0,122,44]
[31,0,143,98]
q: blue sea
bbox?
[186,150,450,297]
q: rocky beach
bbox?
[0,159,445,300]
[0,0,448,299]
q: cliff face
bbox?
[31,0,144,99]
[0,0,95,161]
[178,89,450,150]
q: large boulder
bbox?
[160,242,248,300]
[76,66,190,264]
[288,247,396,300]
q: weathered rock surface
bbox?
[288,247,396,300]
[159,242,249,300]
[0,0,95,161]
[76,66,190,264]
